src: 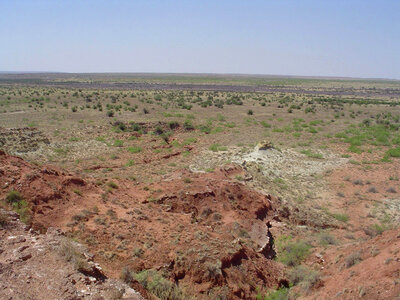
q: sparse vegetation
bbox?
[276,235,311,266]
[345,251,362,268]
[1,74,400,300]
[58,238,90,272]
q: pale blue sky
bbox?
[0,0,399,78]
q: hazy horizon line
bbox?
[0,71,399,81]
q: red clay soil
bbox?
[303,161,400,299]
[309,229,400,299]
[0,150,286,299]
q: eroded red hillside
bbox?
[0,150,286,299]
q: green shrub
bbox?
[182,137,197,145]
[128,146,142,153]
[259,287,290,300]
[386,147,400,158]
[261,121,272,128]
[199,124,212,134]
[131,123,142,132]
[13,201,31,224]
[276,236,311,266]
[5,190,23,204]
[348,144,362,154]
[332,213,349,222]
[125,159,134,167]
[113,140,124,147]
[134,269,187,300]
[168,121,180,129]
[5,190,31,224]
[209,144,227,152]
[107,181,118,189]
[183,120,194,130]
[372,223,390,235]
[288,265,320,292]
[300,149,323,159]
[154,126,164,135]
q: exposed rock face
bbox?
[0,209,144,300]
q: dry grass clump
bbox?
[0,210,9,228]
[121,268,190,300]
[345,251,362,268]
[288,265,321,293]
[58,238,89,271]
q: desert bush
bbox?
[131,123,142,132]
[182,137,197,145]
[107,181,118,189]
[125,159,134,167]
[386,187,397,193]
[318,232,336,246]
[106,110,114,117]
[132,247,144,257]
[134,269,187,300]
[113,139,124,147]
[300,149,323,159]
[289,265,320,292]
[114,121,126,132]
[120,266,134,284]
[183,119,195,130]
[168,121,179,129]
[154,126,164,135]
[260,121,271,128]
[367,186,378,193]
[386,147,400,157]
[58,238,89,272]
[345,251,362,268]
[276,236,311,266]
[199,124,212,134]
[209,144,227,152]
[5,190,23,204]
[206,260,222,279]
[128,146,142,153]
[332,213,349,222]
[0,211,9,228]
[5,191,31,224]
[257,287,289,300]
[370,223,390,235]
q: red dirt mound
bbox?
[0,151,285,299]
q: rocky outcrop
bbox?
[0,209,144,300]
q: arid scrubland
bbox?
[1,74,399,299]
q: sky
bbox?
[0,0,399,79]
